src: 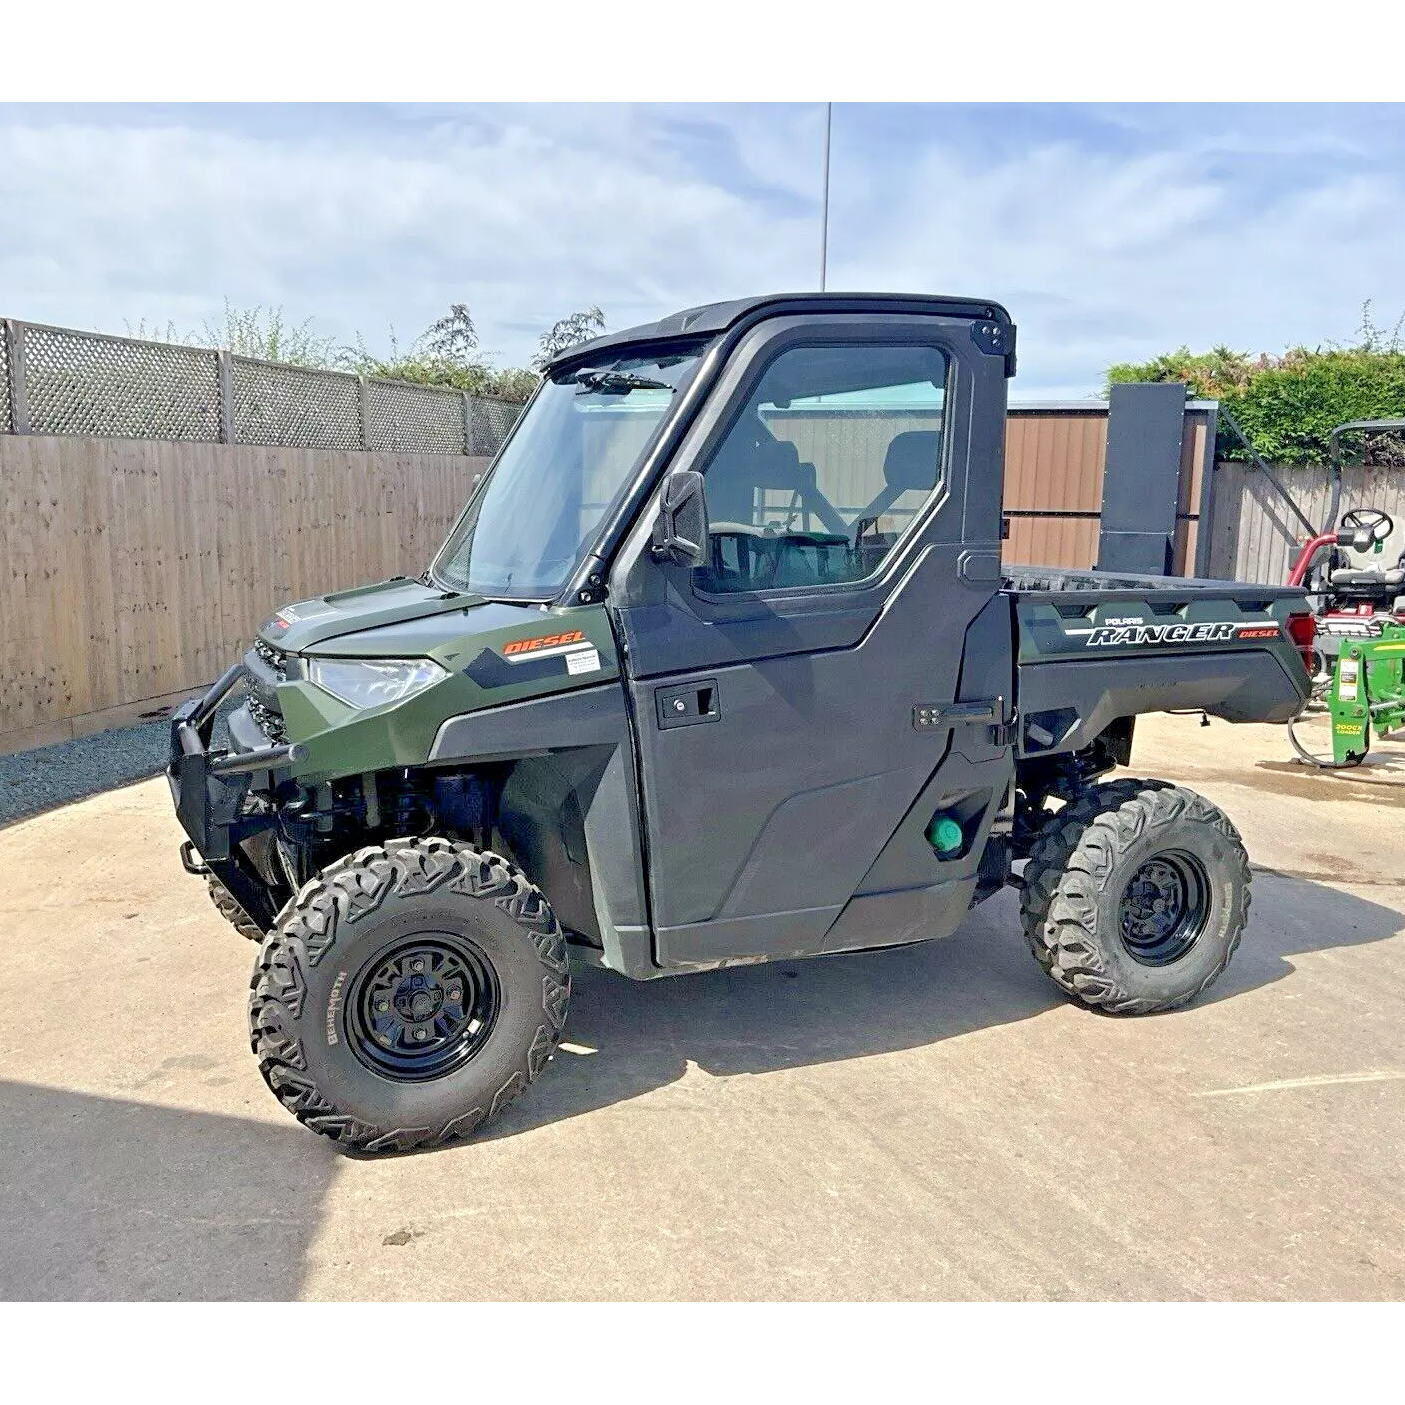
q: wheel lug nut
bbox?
[376,1000,389,1013]
[414,1028,428,1041]
[447,987,461,1001]
[410,960,425,973]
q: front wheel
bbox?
[207,875,266,942]
[248,837,570,1154]
[1019,779,1250,1015]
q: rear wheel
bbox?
[248,837,570,1154]
[1020,779,1250,1015]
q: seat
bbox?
[705,424,847,537]
[1329,567,1405,587]
[853,430,941,528]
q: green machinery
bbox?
[1292,621,1405,767]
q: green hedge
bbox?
[1107,342,1405,466]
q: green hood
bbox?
[258,576,483,654]
[256,581,621,781]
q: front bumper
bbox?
[167,663,305,926]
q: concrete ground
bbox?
[1,710,1403,1301]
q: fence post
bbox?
[4,320,31,435]
[216,350,235,444]
[461,392,474,455]
[359,376,371,450]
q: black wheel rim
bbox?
[1118,850,1210,967]
[346,935,501,1082]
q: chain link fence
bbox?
[0,316,524,456]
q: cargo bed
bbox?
[1001,565,1311,758]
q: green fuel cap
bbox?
[927,815,964,856]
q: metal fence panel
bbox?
[0,324,10,434]
[24,323,221,440]
[470,396,521,456]
[366,379,464,453]
[232,357,362,450]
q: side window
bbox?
[697,342,948,593]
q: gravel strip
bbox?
[0,703,237,828]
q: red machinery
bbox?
[1279,420,1405,684]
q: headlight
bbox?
[306,657,448,709]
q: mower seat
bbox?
[1329,567,1405,588]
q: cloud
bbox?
[1,103,1403,393]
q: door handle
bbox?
[656,680,720,729]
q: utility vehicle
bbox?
[169,293,1313,1153]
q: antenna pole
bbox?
[819,101,832,291]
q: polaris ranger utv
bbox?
[168,293,1312,1153]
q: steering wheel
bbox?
[1341,507,1394,543]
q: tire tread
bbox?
[207,876,266,943]
[1019,779,1250,1015]
[248,837,569,1153]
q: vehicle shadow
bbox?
[0,1079,338,1300]
[486,873,1405,1141]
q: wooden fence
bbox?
[0,435,486,754]
[3,398,1314,759]
[1204,459,1405,585]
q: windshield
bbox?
[432,346,705,599]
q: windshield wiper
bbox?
[570,369,673,395]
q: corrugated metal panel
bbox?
[1004,410,1105,511]
[764,409,944,517]
[1003,408,1106,570]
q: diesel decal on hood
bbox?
[1064,621,1276,648]
[502,630,586,657]
[463,630,603,689]
[502,630,601,675]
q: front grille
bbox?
[246,688,287,744]
[246,638,289,743]
[253,638,288,679]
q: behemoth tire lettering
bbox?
[502,630,585,656]
[325,969,348,1045]
[1085,621,1238,647]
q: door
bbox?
[609,314,1012,967]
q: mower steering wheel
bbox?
[1341,508,1394,543]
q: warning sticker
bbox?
[566,646,602,676]
[276,601,337,624]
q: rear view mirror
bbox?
[651,470,709,567]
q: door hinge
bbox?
[914,698,1014,747]
[990,718,1017,748]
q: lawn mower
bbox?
[1282,417,1405,767]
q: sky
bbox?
[2,101,1403,397]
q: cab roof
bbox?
[545,291,1013,374]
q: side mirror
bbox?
[651,470,709,567]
